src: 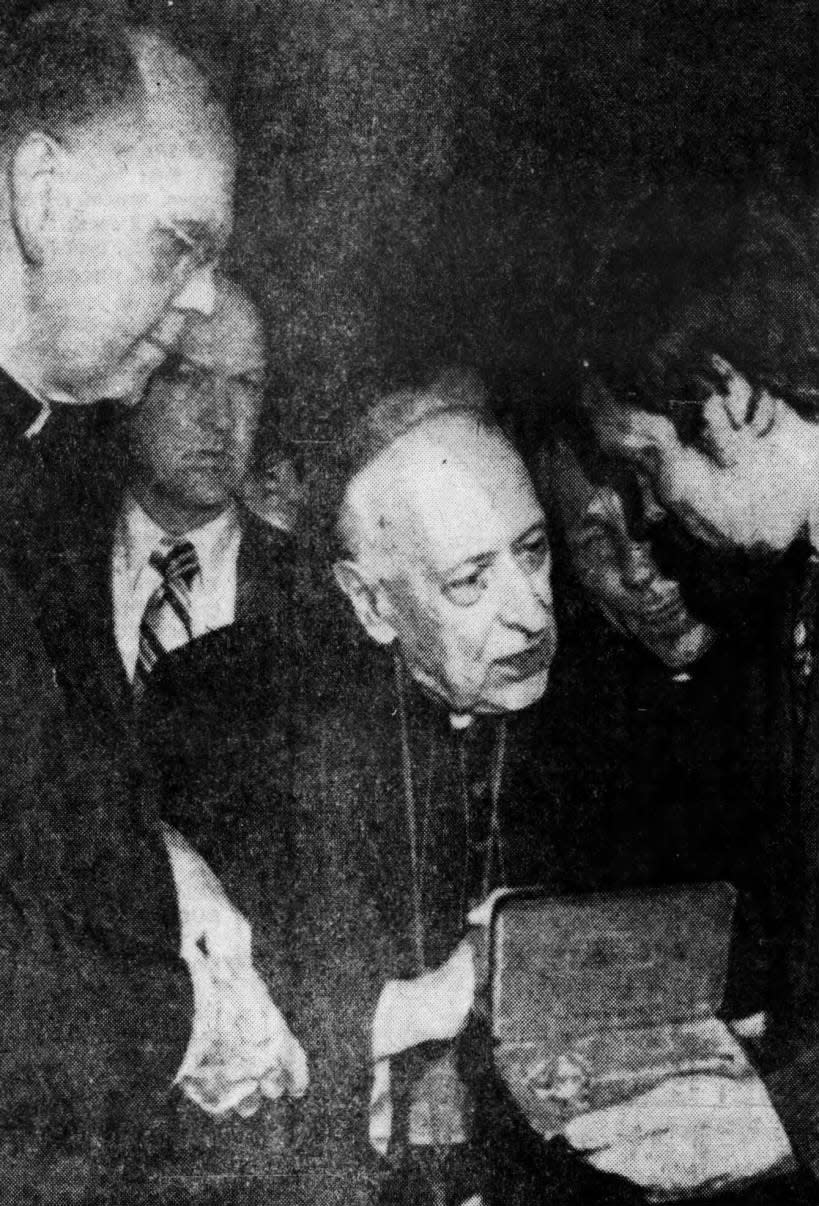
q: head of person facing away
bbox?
[0,3,236,409]
[544,421,715,672]
[333,377,557,720]
[127,275,266,536]
[580,194,819,560]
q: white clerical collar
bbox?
[448,712,474,730]
[0,350,86,438]
[118,492,240,589]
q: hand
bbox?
[372,937,477,1062]
[564,1074,794,1198]
[369,936,479,1155]
[177,952,309,1116]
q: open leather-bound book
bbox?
[490,881,752,1141]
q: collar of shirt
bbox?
[112,495,242,681]
[0,340,103,436]
[115,493,241,595]
[0,352,56,439]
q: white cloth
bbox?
[112,494,241,680]
[162,823,308,1115]
[369,937,477,1154]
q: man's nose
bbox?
[637,476,667,530]
[502,564,552,634]
[621,541,656,591]
[173,265,217,317]
[198,376,232,431]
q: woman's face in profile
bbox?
[549,439,715,671]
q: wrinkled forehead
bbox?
[364,415,543,572]
[179,298,266,372]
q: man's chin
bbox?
[476,669,551,716]
[87,345,170,405]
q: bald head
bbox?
[0,4,236,405]
[335,408,556,716]
[341,410,529,575]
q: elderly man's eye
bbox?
[232,375,265,395]
[518,533,549,571]
[157,223,215,272]
[443,570,488,607]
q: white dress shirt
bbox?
[112,494,242,681]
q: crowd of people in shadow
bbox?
[3,5,819,1206]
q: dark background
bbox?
[22,1,819,462]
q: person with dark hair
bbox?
[537,426,783,1023]
[29,275,295,738]
[0,4,282,1201]
[563,197,819,1199]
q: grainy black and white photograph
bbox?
[0,1,816,1203]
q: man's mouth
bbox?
[494,634,555,681]
[635,593,690,634]
[186,447,229,463]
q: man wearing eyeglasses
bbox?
[0,5,246,1201]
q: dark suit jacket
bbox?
[27,498,297,745]
[22,487,317,1200]
[543,591,783,1018]
[0,374,190,1202]
[754,548,819,1184]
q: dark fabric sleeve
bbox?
[285,721,406,1206]
[765,1052,819,1181]
[0,569,191,1201]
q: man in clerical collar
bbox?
[0,8,233,419]
[0,6,262,1200]
[0,2,235,581]
[334,384,555,724]
[289,373,560,1204]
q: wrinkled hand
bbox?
[564,1074,793,1198]
[176,950,309,1116]
[164,822,309,1118]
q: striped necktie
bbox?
[133,540,200,698]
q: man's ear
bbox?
[10,133,65,265]
[333,559,398,646]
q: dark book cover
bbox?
[490,883,753,1142]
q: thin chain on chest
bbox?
[394,651,507,972]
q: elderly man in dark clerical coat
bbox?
[279,378,562,1204]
